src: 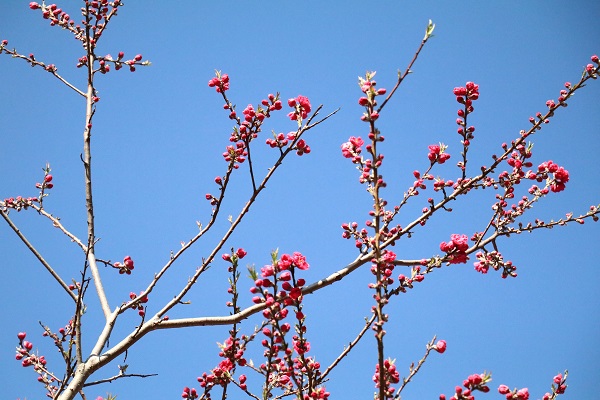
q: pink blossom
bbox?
[236,248,247,258]
[292,252,309,270]
[434,340,446,353]
[341,136,364,159]
[553,373,562,384]
[428,144,451,164]
[516,388,530,400]
[293,338,310,355]
[208,73,230,92]
[260,264,274,277]
[498,385,510,394]
[288,95,311,120]
[450,234,469,252]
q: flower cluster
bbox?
[205,192,218,206]
[372,359,400,399]
[428,143,451,164]
[219,90,309,157]
[128,291,148,317]
[271,131,313,157]
[305,386,330,399]
[535,160,569,193]
[2,166,55,212]
[287,95,311,121]
[453,82,479,113]
[463,373,491,393]
[294,137,311,156]
[341,221,369,247]
[15,332,57,397]
[251,252,326,397]
[30,1,124,50]
[541,373,567,399]
[181,386,198,399]
[223,247,246,311]
[204,87,289,205]
[394,266,427,294]
[208,75,304,168]
[86,1,123,48]
[222,142,247,166]
[432,176,454,192]
[413,170,434,191]
[440,234,469,264]
[357,71,386,122]
[439,372,491,400]
[251,252,309,305]
[474,251,517,278]
[369,250,398,288]
[499,141,533,187]
[29,2,72,28]
[197,337,246,390]
[113,255,135,275]
[453,82,479,171]
[26,2,148,78]
[193,249,250,397]
[585,54,599,78]
[197,251,322,399]
[35,173,54,190]
[2,196,39,212]
[222,248,247,264]
[208,72,230,93]
[341,136,364,161]
[81,52,147,73]
[266,132,294,149]
[41,319,76,346]
[16,333,39,367]
[341,136,384,185]
[498,385,529,400]
[228,95,283,131]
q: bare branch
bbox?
[31,205,87,252]
[322,314,376,379]
[83,372,158,387]
[0,48,86,97]
[0,209,77,301]
[395,336,437,397]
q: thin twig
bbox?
[376,35,430,113]
[31,205,87,251]
[322,314,376,379]
[83,372,158,387]
[0,209,77,301]
[395,336,437,397]
[0,48,86,97]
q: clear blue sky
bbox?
[1,1,599,399]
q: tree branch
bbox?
[0,209,77,301]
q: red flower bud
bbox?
[434,339,446,353]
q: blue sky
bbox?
[1,1,599,399]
